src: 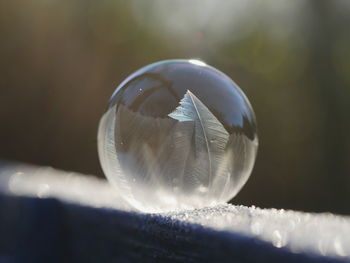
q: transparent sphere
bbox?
[98,59,258,213]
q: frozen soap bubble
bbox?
[98,59,258,213]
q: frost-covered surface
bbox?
[0,162,130,210]
[167,205,350,259]
[0,162,350,261]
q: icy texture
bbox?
[0,163,129,210]
[98,59,258,212]
[1,164,350,260]
[167,206,350,259]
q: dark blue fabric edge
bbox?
[0,194,347,263]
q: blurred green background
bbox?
[1,0,349,214]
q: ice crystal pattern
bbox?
[98,59,258,213]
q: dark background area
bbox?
[0,0,349,214]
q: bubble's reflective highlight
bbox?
[98,59,258,212]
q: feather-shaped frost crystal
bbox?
[168,90,229,189]
[98,59,258,213]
